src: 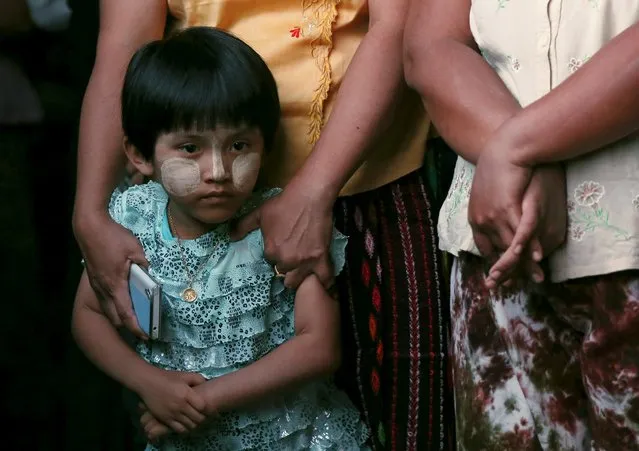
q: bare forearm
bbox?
[292,24,405,201]
[72,274,157,392]
[405,39,520,164]
[507,24,639,166]
[73,67,128,222]
[200,334,339,414]
[73,0,166,228]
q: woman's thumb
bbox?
[127,238,149,268]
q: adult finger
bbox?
[314,257,335,291]
[85,266,123,327]
[472,229,496,258]
[99,296,123,328]
[113,277,147,340]
[129,246,150,269]
[508,204,539,257]
[283,267,312,290]
[229,209,261,241]
[525,241,545,283]
[486,244,523,289]
[529,236,544,263]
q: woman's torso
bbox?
[438,0,639,282]
[166,0,429,196]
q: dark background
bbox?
[1,1,139,449]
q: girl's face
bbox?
[151,125,264,236]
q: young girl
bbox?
[72,27,369,450]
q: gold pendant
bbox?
[181,287,198,303]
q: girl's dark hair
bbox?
[122,27,281,159]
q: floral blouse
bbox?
[438,0,639,282]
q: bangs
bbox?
[122,27,280,158]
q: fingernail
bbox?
[514,245,523,255]
[533,251,542,261]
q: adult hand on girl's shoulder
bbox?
[137,370,208,434]
[231,185,335,290]
[468,124,534,261]
[74,211,148,339]
[486,165,567,287]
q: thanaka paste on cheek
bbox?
[160,157,201,197]
[231,153,261,193]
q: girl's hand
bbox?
[140,411,171,442]
[137,370,207,434]
[75,212,149,339]
[486,165,567,287]
[140,383,220,442]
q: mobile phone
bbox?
[129,263,162,340]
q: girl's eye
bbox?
[231,141,248,152]
[179,143,199,154]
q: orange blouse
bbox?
[167,0,429,195]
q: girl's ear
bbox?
[123,137,154,177]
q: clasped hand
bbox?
[468,125,566,288]
[136,370,210,442]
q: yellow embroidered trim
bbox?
[302,0,340,144]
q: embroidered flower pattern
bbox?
[301,14,319,39]
[569,223,586,242]
[508,56,521,72]
[633,195,639,212]
[568,56,591,74]
[446,164,474,221]
[567,181,630,241]
[497,0,511,9]
[574,180,605,206]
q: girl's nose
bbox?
[203,148,230,182]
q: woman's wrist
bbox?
[286,171,340,212]
[72,202,110,237]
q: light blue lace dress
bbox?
[109,182,369,450]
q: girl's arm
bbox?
[72,271,207,432]
[195,275,341,414]
[72,272,161,391]
[72,0,166,337]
